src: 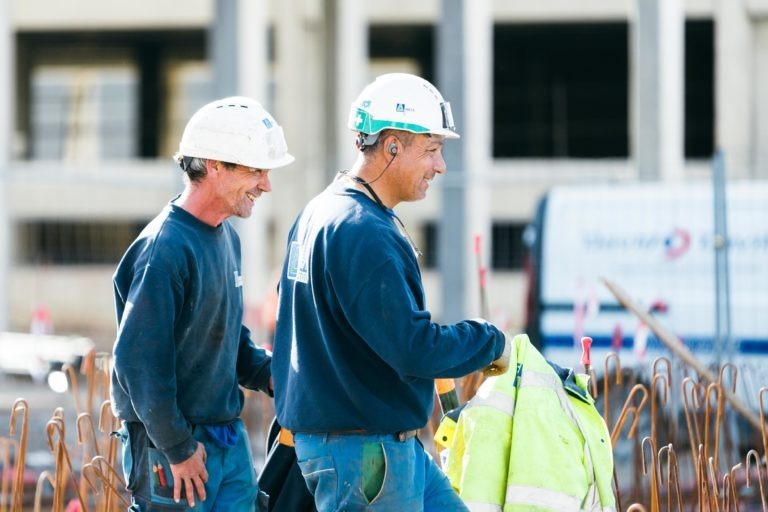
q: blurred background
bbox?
[3,0,758,345]
[0,0,767,509]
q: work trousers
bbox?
[116,419,258,511]
[294,432,468,512]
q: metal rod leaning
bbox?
[9,399,28,512]
[603,352,622,428]
[694,444,709,512]
[77,412,102,509]
[650,373,668,450]
[704,383,724,477]
[46,415,87,511]
[32,470,54,512]
[707,456,721,512]
[89,456,130,509]
[62,364,83,415]
[603,278,762,431]
[81,349,97,416]
[745,449,767,511]
[722,471,734,512]
[683,377,706,483]
[724,463,741,512]
[610,383,648,447]
[77,412,102,458]
[651,357,673,444]
[657,443,683,512]
[0,437,17,512]
[98,400,119,512]
[719,364,739,475]
[640,436,660,512]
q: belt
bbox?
[280,428,420,446]
[327,429,419,442]
[278,427,294,447]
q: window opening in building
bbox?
[19,30,208,160]
[492,20,713,159]
[492,222,527,271]
[493,22,629,158]
[30,63,138,160]
[421,221,438,270]
[369,25,433,81]
[684,20,714,158]
[17,220,148,265]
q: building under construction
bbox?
[0,0,765,348]
[1,1,768,510]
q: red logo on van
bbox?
[664,228,691,260]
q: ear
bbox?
[383,135,399,157]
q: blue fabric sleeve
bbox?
[113,264,198,464]
[338,245,504,379]
[236,324,273,395]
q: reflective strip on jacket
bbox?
[442,334,616,512]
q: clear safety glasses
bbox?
[441,101,456,131]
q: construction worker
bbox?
[270,73,512,511]
[440,334,616,511]
[110,96,293,511]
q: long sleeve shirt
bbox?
[111,202,271,463]
[272,181,506,433]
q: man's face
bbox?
[393,134,446,203]
[217,164,272,218]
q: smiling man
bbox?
[111,97,293,511]
[271,74,512,511]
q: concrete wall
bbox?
[4,0,766,342]
[755,20,768,177]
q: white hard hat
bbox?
[177,96,295,170]
[347,73,460,141]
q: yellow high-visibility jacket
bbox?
[440,334,616,512]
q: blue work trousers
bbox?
[117,419,258,511]
[294,432,468,512]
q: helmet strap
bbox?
[355,132,380,152]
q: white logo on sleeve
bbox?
[287,241,309,283]
[234,270,243,288]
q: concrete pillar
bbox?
[273,0,307,268]
[275,0,303,146]
[325,0,367,179]
[715,0,753,177]
[0,0,12,331]
[756,24,768,178]
[211,0,239,97]
[211,0,272,327]
[438,0,492,322]
[237,0,272,316]
[438,0,466,323]
[632,0,684,181]
[464,0,493,320]
[236,0,269,106]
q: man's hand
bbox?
[169,441,208,507]
[482,333,512,378]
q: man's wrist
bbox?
[165,435,199,464]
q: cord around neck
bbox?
[337,170,422,258]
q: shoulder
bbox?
[123,206,204,270]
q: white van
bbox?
[524,181,768,391]
[0,331,94,382]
